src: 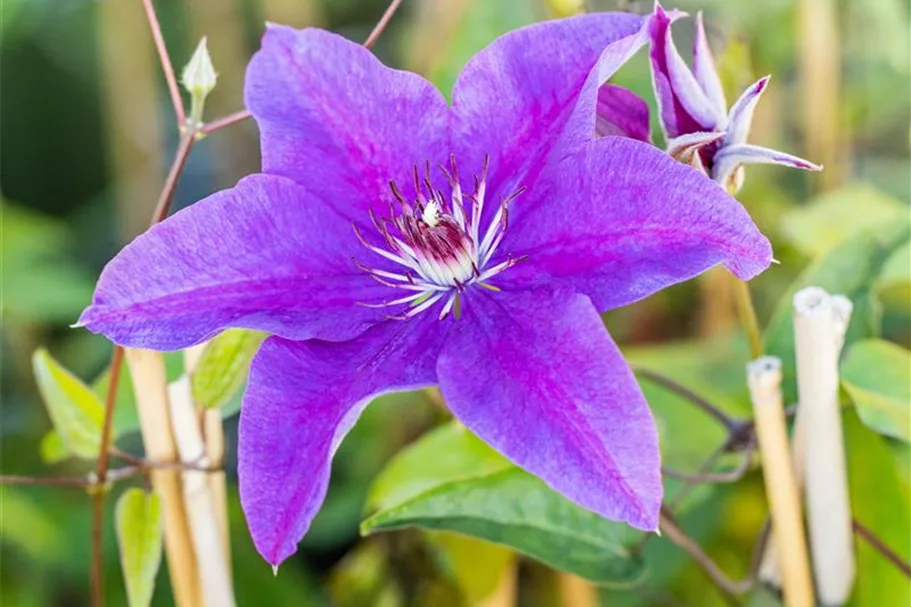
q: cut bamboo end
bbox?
[124,348,201,607]
[794,287,855,605]
[168,376,236,607]
[747,356,815,607]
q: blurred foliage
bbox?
[2,0,909,605]
[191,329,265,410]
[841,339,910,443]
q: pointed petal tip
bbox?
[72,306,97,331]
[271,564,279,577]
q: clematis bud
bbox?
[182,37,217,127]
[648,3,820,193]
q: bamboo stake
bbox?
[760,291,853,585]
[747,356,814,607]
[124,349,201,607]
[168,376,235,607]
[557,572,597,607]
[793,287,855,604]
[204,409,231,578]
[798,0,843,189]
[182,344,231,579]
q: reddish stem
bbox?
[151,134,196,224]
[90,344,125,607]
[140,0,186,125]
[201,109,252,135]
[364,0,406,50]
[854,519,911,578]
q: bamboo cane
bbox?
[760,290,853,586]
[168,375,235,607]
[794,287,855,604]
[747,357,814,607]
[124,349,201,607]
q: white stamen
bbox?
[421,199,442,227]
[356,159,524,319]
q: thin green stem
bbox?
[734,279,763,359]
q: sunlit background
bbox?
[2,0,908,605]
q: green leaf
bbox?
[764,222,910,403]
[844,410,910,607]
[32,348,104,459]
[877,238,911,289]
[875,238,910,309]
[115,488,163,607]
[840,339,910,442]
[362,423,646,585]
[39,430,70,464]
[779,184,907,257]
[191,329,265,409]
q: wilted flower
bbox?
[78,13,772,566]
[650,3,821,192]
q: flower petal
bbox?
[439,288,662,530]
[712,142,823,191]
[77,175,389,349]
[239,316,445,566]
[649,4,720,138]
[596,83,652,143]
[725,76,771,146]
[246,25,451,222]
[451,12,644,208]
[497,137,773,311]
[666,130,725,169]
[692,12,728,119]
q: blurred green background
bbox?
[1,0,908,605]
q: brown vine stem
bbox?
[853,519,911,578]
[659,509,771,607]
[200,109,252,135]
[634,368,742,431]
[364,0,406,49]
[662,435,756,484]
[91,344,124,606]
[140,0,185,125]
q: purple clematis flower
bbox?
[650,3,821,192]
[78,12,773,566]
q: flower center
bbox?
[353,157,525,320]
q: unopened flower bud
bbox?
[182,37,217,127]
